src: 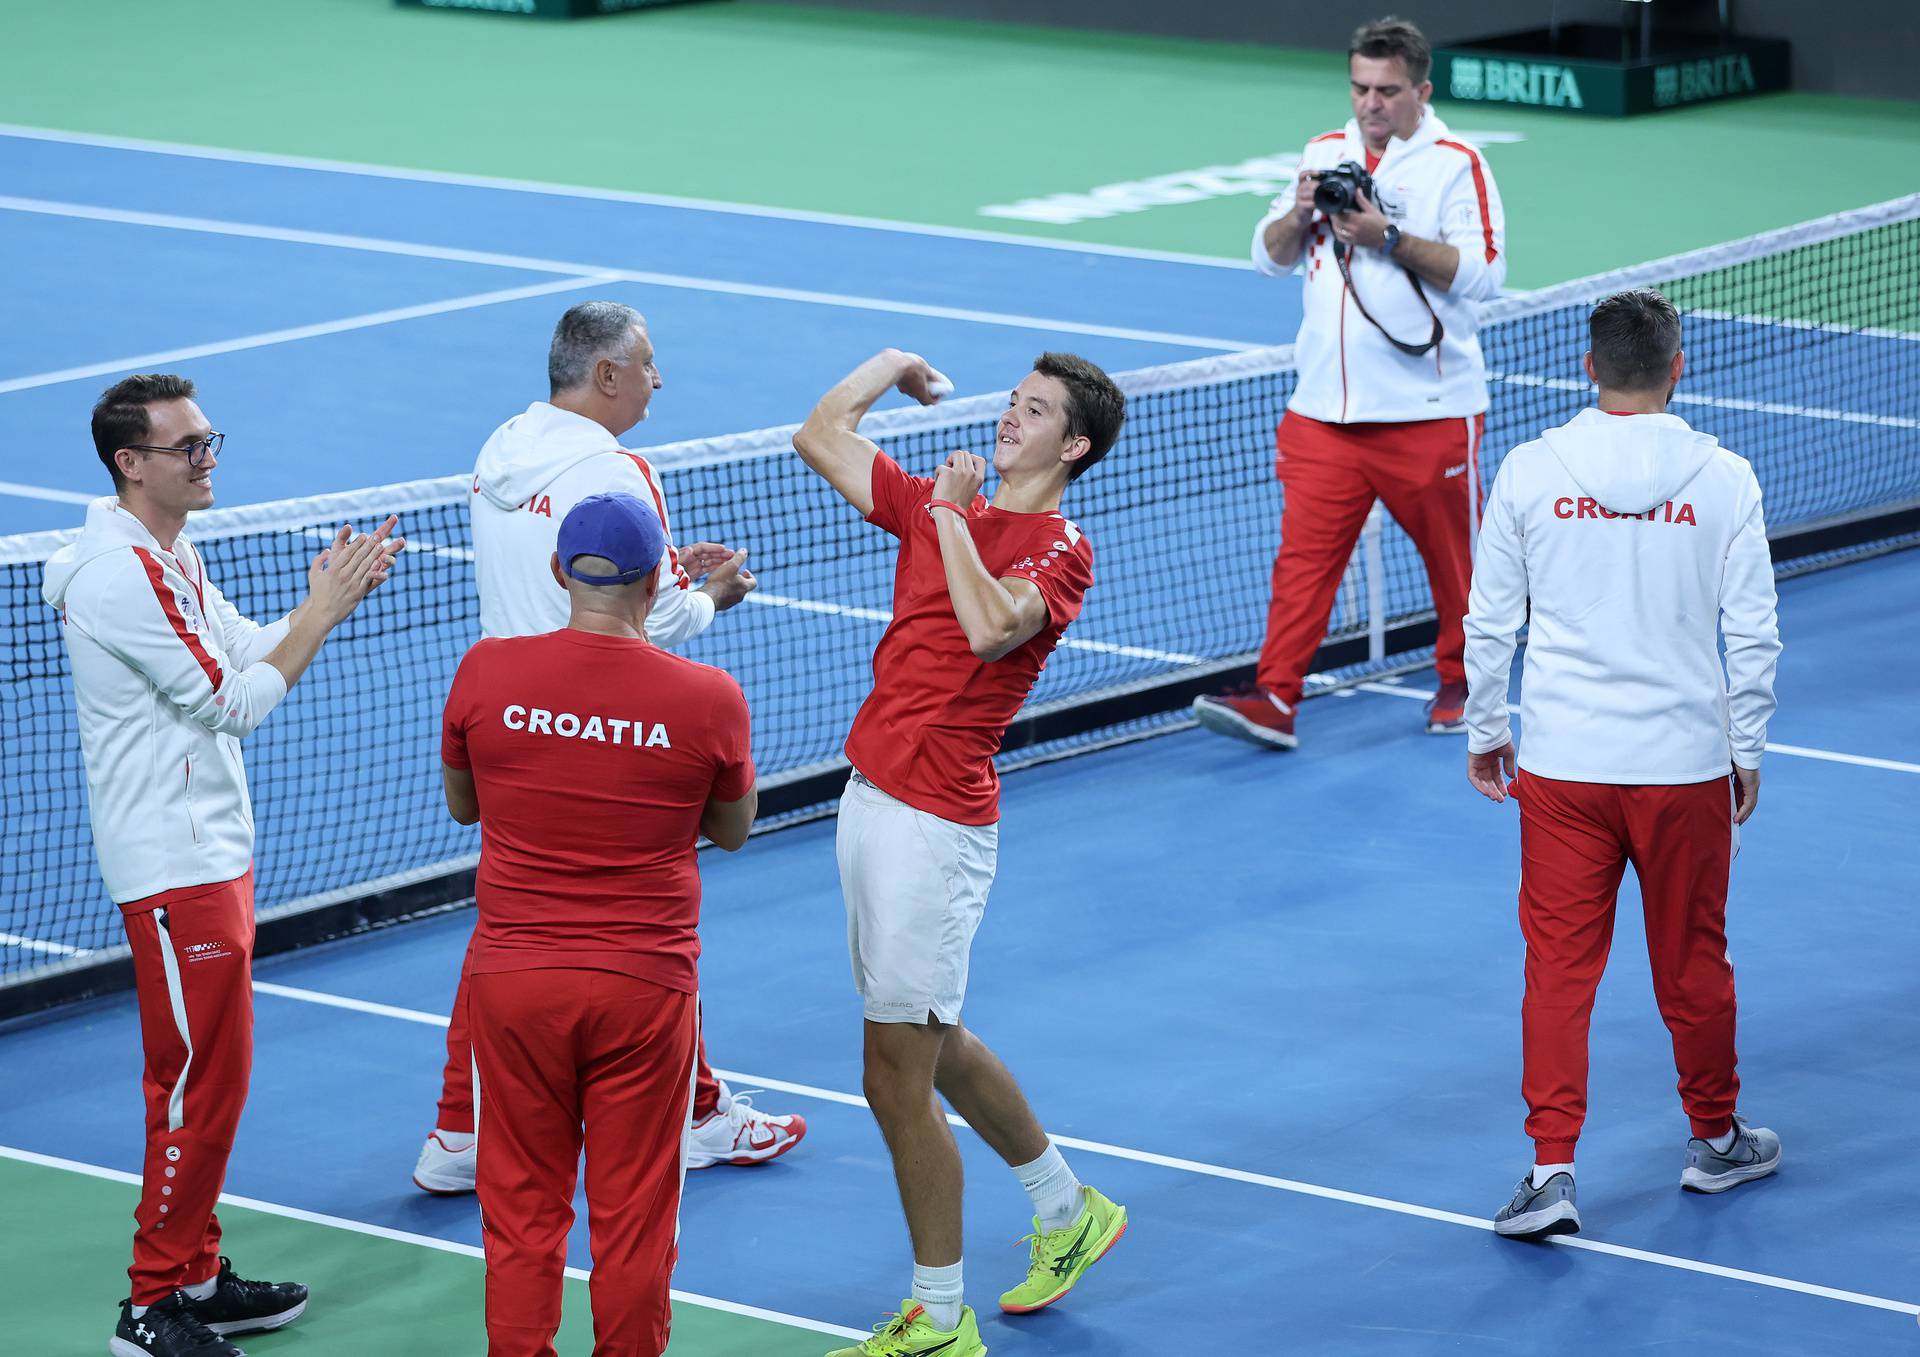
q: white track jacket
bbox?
[43,500,292,904]
[1253,110,1506,424]
[1463,409,1781,784]
[470,402,714,642]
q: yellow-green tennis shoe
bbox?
[998,1184,1128,1313]
[824,1301,987,1357]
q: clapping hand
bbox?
[308,515,405,624]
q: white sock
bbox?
[433,1128,476,1152]
[182,1272,218,1301]
[129,1304,149,1318]
[1707,1127,1739,1153]
[1013,1142,1084,1233]
[910,1260,964,1333]
[1531,1161,1574,1189]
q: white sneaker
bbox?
[685,1089,807,1169]
[412,1129,476,1194]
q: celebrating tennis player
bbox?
[793,350,1129,1356]
[413,301,805,1196]
[442,492,757,1357]
[1462,290,1784,1239]
[45,374,402,1357]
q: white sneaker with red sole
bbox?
[685,1087,807,1169]
[412,1128,476,1195]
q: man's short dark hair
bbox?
[1349,16,1431,87]
[1589,289,1682,392]
[1032,353,1125,482]
[92,373,197,488]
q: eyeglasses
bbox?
[124,432,224,467]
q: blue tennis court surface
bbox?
[0,130,1280,535]
[3,548,1917,1352]
[3,132,1918,1354]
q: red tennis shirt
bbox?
[844,451,1094,825]
[441,629,754,993]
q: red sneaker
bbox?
[1425,680,1469,734]
[1191,686,1298,750]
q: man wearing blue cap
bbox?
[440,493,758,1357]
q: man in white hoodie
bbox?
[45,373,403,1357]
[1194,16,1506,751]
[412,300,807,1195]
[1462,290,1784,1240]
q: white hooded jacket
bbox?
[42,499,292,904]
[1253,109,1507,424]
[1463,408,1781,785]
[470,402,713,643]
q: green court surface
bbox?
[2,0,1915,288]
[0,1153,838,1356]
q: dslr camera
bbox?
[1312,160,1378,215]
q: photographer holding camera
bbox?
[1195,16,1506,751]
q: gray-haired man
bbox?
[411,300,807,1191]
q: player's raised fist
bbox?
[932,450,986,506]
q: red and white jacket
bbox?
[470,402,714,643]
[43,500,292,904]
[1253,109,1506,424]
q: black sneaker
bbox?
[184,1257,310,1335]
[111,1292,245,1356]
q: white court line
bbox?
[0,931,91,957]
[1489,371,1917,432]
[0,480,93,505]
[0,123,1248,270]
[0,275,619,395]
[0,1144,865,1339]
[0,196,1262,354]
[1355,683,1920,773]
[247,980,1920,1317]
[747,590,1204,665]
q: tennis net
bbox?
[3,194,1915,1016]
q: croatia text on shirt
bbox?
[501,705,673,747]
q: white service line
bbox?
[0,479,94,505]
[1356,683,1920,773]
[0,1144,865,1339]
[0,931,91,957]
[248,980,1920,1316]
[0,275,619,395]
[0,195,1261,354]
[0,123,1248,270]
[746,590,1203,665]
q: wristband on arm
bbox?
[927,499,969,518]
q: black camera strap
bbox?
[1333,240,1444,358]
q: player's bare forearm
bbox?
[1264,207,1314,269]
[442,764,480,825]
[1393,233,1461,290]
[933,513,1045,662]
[792,350,919,515]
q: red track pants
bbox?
[122,869,256,1305]
[472,968,698,1357]
[436,937,719,1132]
[1256,411,1483,705]
[1518,772,1741,1159]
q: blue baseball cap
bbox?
[556,492,666,585]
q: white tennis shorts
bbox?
[836,770,998,1025]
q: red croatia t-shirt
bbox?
[441,629,754,993]
[844,451,1094,825]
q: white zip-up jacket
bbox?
[1253,110,1507,424]
[1462,408,1781,784]
[42,499,293,904]
[470,402,714,642]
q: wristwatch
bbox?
[1381,224,1403,257]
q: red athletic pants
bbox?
[1517,772,1740,1159]
[122,869,256,1305]
[436,937,719,1132]
[472,967,698,1357]
[1256,411,1483,704]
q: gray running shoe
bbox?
[1493,1170,1580,1238]
[1682,1113,1782,1193]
